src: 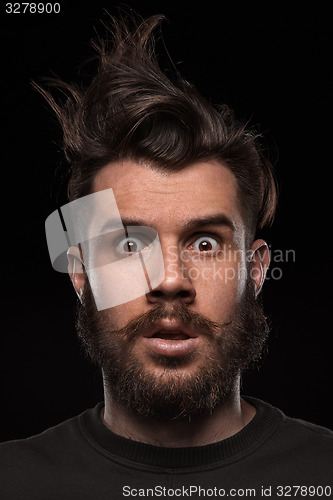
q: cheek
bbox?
[101,297,147,329]
[190,258,247,319]
[86,253,153,311]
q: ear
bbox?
[67,246,85,302]
[250,239,270,296]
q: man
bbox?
[1,13,332,499]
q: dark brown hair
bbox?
[34,13,277,241]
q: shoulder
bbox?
[246,397,333,480]
[247,396,333,437]
[0,410,90,499]
[0,411,81,458]
[278,411,333,453]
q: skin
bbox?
[69,159,270,447]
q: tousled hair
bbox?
[34,12,277,241]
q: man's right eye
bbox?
[117,237,146,255]
[81,226,158,268]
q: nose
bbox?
[146,245,196,305]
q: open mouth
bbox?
[141,320,199,357]
[151,331,190,341]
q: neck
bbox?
[101,382,256,448]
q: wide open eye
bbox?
[114,227,158,257]
[81,226,158,269]
[117,236,146,255]
[191,236,219,252]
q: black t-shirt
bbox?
[1,397,332,499]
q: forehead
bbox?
[92,160,242,231]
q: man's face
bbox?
[93,160,247,325]
[75,160,269,419]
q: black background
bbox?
[1,2,332,442]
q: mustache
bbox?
[103,303,228,341]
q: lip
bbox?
[141,319,200,357]
[143,318,198,339]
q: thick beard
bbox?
[76,278,269,421]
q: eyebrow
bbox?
[182,214,236,232]
[99,213,236,233]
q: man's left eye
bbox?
[192,236,219,252]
